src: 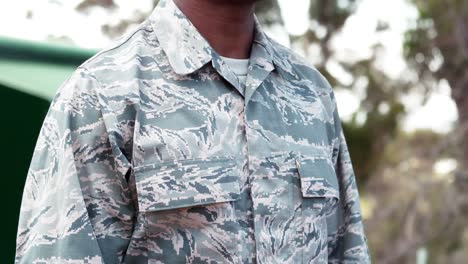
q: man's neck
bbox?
[173,0,256,59]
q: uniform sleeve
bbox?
[327,90,372,263]
[15,67,136,263]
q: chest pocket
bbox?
[132,156,243,262]
[295,155,341,263]
[133,156,242,213]
[296,155,340,211]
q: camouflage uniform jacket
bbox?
[15,0,371,263]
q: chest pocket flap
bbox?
[133,156,242,212]
[295,156,340,201]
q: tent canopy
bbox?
[0,36,97,100]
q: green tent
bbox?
[0,36,97,262]
[0,36,97,100]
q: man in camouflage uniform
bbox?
[15,0,371,263]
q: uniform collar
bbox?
[148,0,278,75]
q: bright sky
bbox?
[0,0,458,133]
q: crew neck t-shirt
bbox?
[219,55,250,90]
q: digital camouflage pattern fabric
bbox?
[15,0,371,263]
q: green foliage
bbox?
[76,0,117,12]
[399,1,468,261]
[255,0,283,26]
[309,0,358,30]
[344,101,405,188]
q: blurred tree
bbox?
[404,0,468,262]
[76,0,116,12]
[254,0,284,26]
[365,129,459,263]
[339,48,408,186]
[295,0,359,67]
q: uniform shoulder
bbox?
[65,20,163,114]
[77,20,158,83]
[46,21,154,118]
[267,35,333,95]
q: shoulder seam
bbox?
[81,23,152,67]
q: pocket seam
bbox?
[134,155,242,213]
[133,155,238,173]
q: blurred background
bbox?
[1,0,466,263]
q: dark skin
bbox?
[173,0,258,59]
